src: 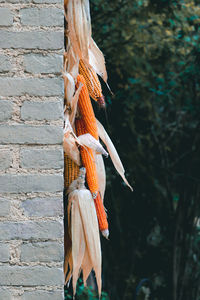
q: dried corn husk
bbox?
[63,71,75,105]
[94,153,106,201]
[69,82,83,126]
[65,168,102,296]
[66,0,91,62]
[65,0,108,86]
[97,119,133,191]
[89,38,108,83]
[77,133,108,157]
[63,131,81,166]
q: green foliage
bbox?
[65,279,109,300]
[89,1,200,300]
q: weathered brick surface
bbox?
[0,125,62,144]
[21,101,63,121]
[21,242,63,262]
[21,196,63,217]
[22,290,64,300]
[0,101,13,122]
[0,8,13,26]
[33,0,63,3]
[0,78,63,97]
[0,220,63,240]
[0,0,64,297]
[0,244,10,262]
[0,0,62,2]
[0,150,12,170]
[0,289,12,300]
[0,174,63,193]
[21,8,63,27]
[0,266,64,286]
[0,31,63,50]
[0,198,11,217]
[20,148,63,169]
[24,54,63,74]
[0,55,12,72]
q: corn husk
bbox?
[66,0,91,62]
[94,153,106,202]
[65,0,108,85]
[97,119,133,191]
[63,131,81,166]
[63,71,75,105]
[69,81,83,126]
[89,38,108,83]
[77,133,108,157]
[65,168,102,296]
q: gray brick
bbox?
[20,148,63,169]
[0,8,13,26]
[0,220,63,240]
[0,198,11,217]
[21,242,63,262]
[0,0,32,2]
[0,31,63,50]
[0,55,12,72]
[0,125,62,144]
[0,150,12,170]
[22,290,64,300]
[21,196,63,217]
[24,54,63,74]
[0,266,64,286]
[33,0,63,3]
[21,8,63,27]
[0,101,13,121]
[0,289,11,300]
[0,244,10,262]
[21,101,63,121]
[0,174,63,193]
[0,78,63,97]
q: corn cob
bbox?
[79,60,105,107]
[64,153,80,190]
[75,118,108,232]
[93,192,108,232]
[76,74,98,140]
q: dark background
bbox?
[66,1,200,299]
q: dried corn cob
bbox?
[75,118,98,193]
[64,153,80,190]
[79,60,105,107]
[93,192,108,233]
[76,74,98,140]
[75,118,108,232]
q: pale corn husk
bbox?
[64,45,79,79]
[65,168,102,296]
[89,38,108,83]
[97,119,133,191]
[66,0,91,62]
[77,133,108,157]
[63,131,81,166]
[63,71,75,105]
[69,81,83,126]
[94,153,106,201]
[65,0,108,85]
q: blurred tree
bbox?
[88,1,200,300]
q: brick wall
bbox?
[0,0,64,299]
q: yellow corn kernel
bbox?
[64,154,80,189]
[79,59,104,103]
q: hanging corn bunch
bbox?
[63,0,133,296]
